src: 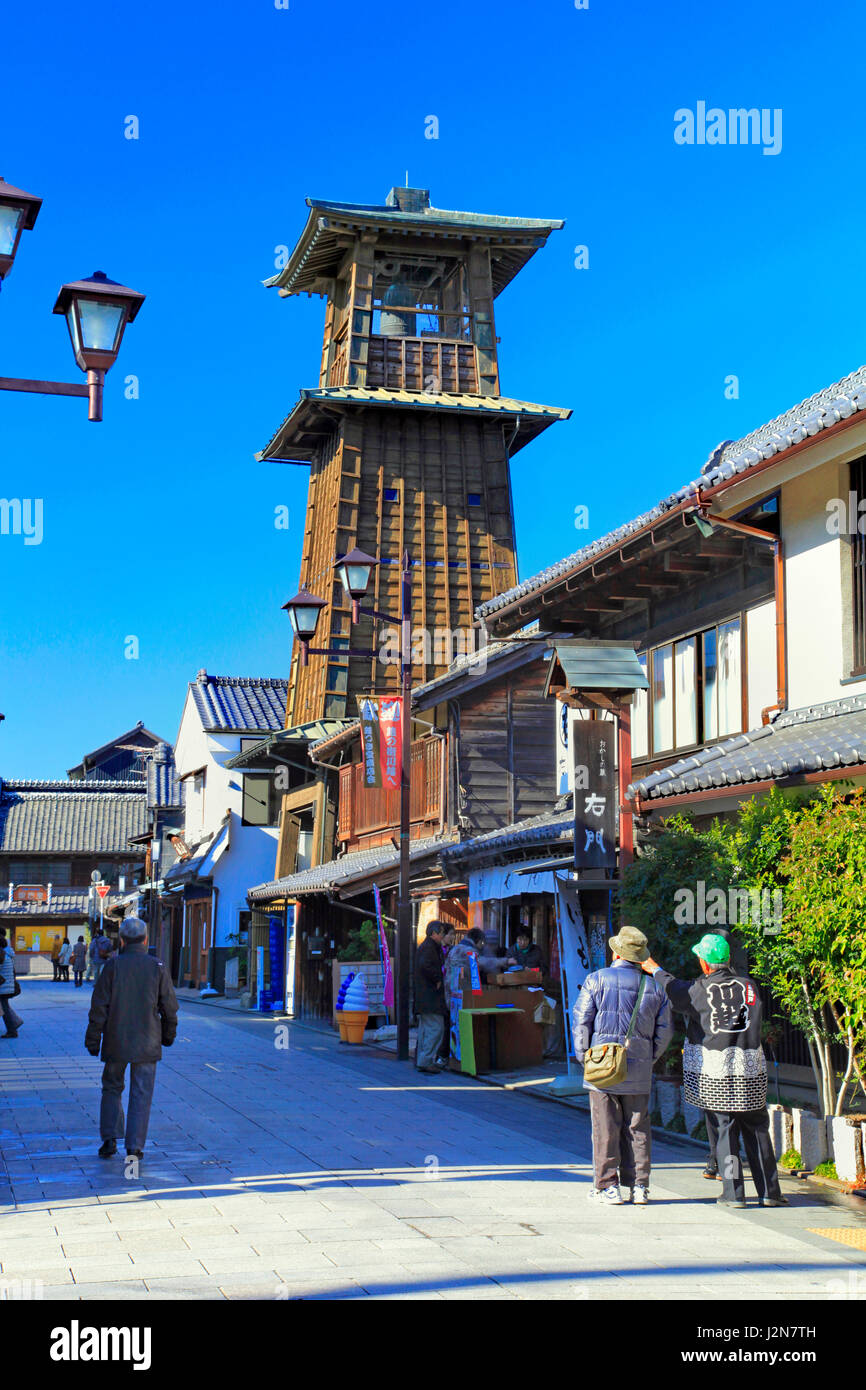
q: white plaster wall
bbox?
[781,457,866,708]
[172,688,279,949]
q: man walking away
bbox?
[51,935,63,981]
[415,920,447,1074]
[574,925,674,1206]
[85,917,178,1160]
[0,931,23,1039]
[643,933,786,1209]
[71,936,87,987]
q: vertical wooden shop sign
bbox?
[571,720,617,870]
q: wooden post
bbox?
[617,701,634,871]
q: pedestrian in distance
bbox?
[89,928,110,986]
[574,925,674,1207]
[58,937,72,982]
[415,920,447,1074]
[642,932,787,1209]
[0,930,24,1039]
[85,916,178,1161]
[71,936,88,988]
[50,935,63,982]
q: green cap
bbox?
[691,932,730,966]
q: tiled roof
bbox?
[627,695,866,802]
[0,889,125,918]
[189,672,289,733]
[477,363,866,623]
[223,719,354,770]
[146,754,184,810]
[67,722,167,778]
[263,191,564,299]
[0,786,147,855]
[258,388,571,464]
[439,809,574,868]
[249,834,457,901]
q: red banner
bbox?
[379,697,402,791]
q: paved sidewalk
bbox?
[1,980,865,1301]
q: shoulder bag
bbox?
[583,974,647,1088]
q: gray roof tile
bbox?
[0,786,147,855]
[190,673,288,733]
[249,834,456,901]
[477,364,866,623]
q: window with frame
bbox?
[240,740,280,827]
[638,615,744,758]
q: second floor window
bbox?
[633,615,744,759]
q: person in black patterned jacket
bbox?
[642,932,786,1209]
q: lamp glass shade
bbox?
[76,298,125,353]
[0,204,23,257]
[335,549,377,598]
[283,590,326,639]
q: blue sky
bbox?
[1,0,863,777]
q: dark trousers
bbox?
[704,1109,720,1173]
[589,1090,652,1189]
[73,970,84,987]
[52,960,60,980]
[100,1062,157,1153]
[712,1108,783,1202]
[1,995,21,1034]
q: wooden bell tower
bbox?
[260,186,570,726]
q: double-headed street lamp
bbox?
[283,547,415,1062]
[0,176,144,422]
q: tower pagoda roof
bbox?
[263,187,565,299]
[256,386,572,464]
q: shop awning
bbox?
[544,639,649,701]
[224,719,353,772]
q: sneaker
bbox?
[98,1140,117,1158]
[716,1196,746,1208]
[702,1166,722,1181]
[434,1057,448,1068]
[588,1184,623,1206]
[759,1196,789,1207]
[126,1149,144,1160]
[632,1185,650,1205]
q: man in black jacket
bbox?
[85,917,178,1160]
[415,920,446,1074]
[642,932,785,1209]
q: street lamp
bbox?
[334,547,378,622]
[283,549,415,1060]
[0,177,42,281]
[53,272,145,422]
[0,175,144,422]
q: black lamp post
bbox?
[0,176,144,422]
[283,548,415,1061]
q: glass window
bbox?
[632,653,649,760]
[675,637,697,747]
[717,619,742,735]
[652,644,674,752]
[242,773,275,827]
[703,628,719,741]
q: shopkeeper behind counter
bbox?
[514,931,545,974]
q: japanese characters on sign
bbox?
[571,718,617,870]
[358,696,403,790]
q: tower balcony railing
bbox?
[365,335,479,394]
